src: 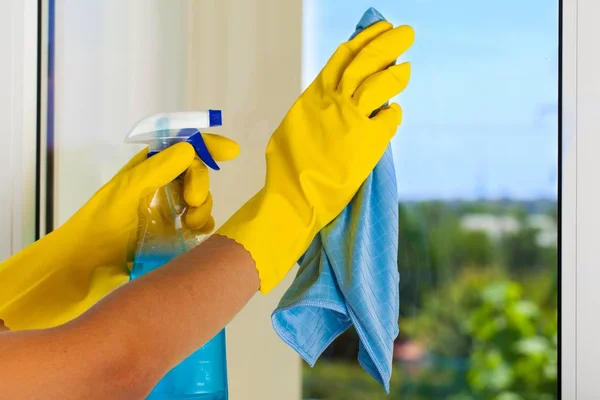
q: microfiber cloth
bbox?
[271,7,400,393]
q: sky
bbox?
[304,0,559,200]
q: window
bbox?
[303,1,558,399]
[42,1,303,399]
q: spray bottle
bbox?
[124,110,228,400]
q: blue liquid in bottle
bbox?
[125,109,229,399]
[131,254,228,400]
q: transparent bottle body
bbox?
[130,176,228,400]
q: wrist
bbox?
[216,188,317,293]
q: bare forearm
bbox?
[0,235,259,399]
[78,234,260,387]
[0,321,137,399]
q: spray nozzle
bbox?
[124,110,223,170]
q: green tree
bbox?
[453,230,494,268]
[400,269,496,358]
[397,203,434,314]
[501,226,545,273]
[467,281,557,399]
[400,272,557,399]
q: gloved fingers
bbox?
[184,158,209,207]
[185,192,214,231]
[351,103,402,174]
[193,216,216,236]
[117,133,237,179]
[184,133,239,206]
[353,62,411,115]
[322,21,393,87]
[369,103,403,143]
[339,25,414,95]
[127,142,196,197]
[202,133,241,161]
[115,148,150,175]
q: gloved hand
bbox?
[0,134,240,330]
[217,21,414,294]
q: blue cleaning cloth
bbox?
[271,8,400,393]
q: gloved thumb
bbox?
[124,142,196,198]
[202,133,241,162]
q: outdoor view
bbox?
[302,1,558,399]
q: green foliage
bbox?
[398,201,557,305]
[397,203,432,314]
[400,271,557,399]
[454,230,494,267]
[303,361,403,400]
[501,226,547,273]
[467,282,557,399]
[400,269,498,358]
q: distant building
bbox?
[528,214,558,247]
[460,213,557,247]
[460,214,519,240]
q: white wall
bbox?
[52,1,302,399]
[0,0,38,258]
[53,0,190,225]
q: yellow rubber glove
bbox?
[217,22,414,294]
[0,134,240,330]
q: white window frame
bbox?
[564,0,600,398]
[562,0,576,397]
[0,0,39,257]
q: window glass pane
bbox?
[303,1,558,398]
